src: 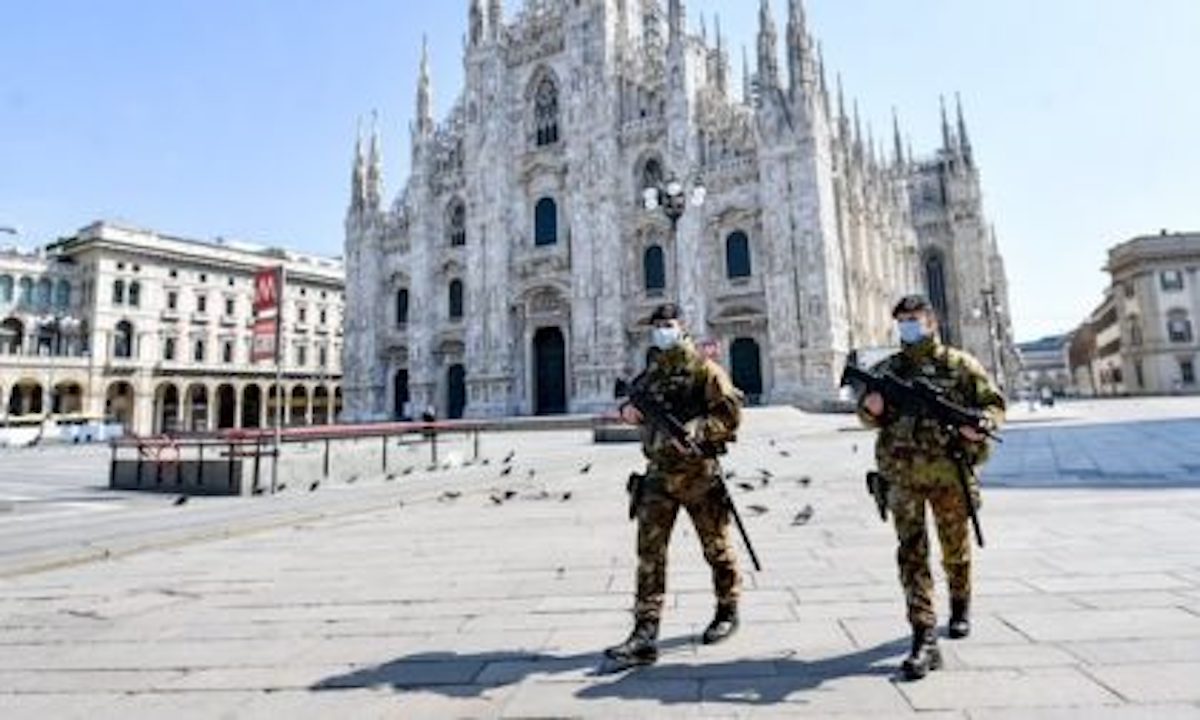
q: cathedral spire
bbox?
[757,0,780,91]
[742,44,752,105]
[892,107,905,168]
[940,94,952,153]
[786,0,812,97]
[699,13,707,45]
[350,117,365,212]
[469,0,484,46]
[366,110,382,210]
[488,0,502,40]
[853,99,864,162]
[713,14,729,96]
[956,92,974,166]
[668,0,684,47]
[417,37,433,136]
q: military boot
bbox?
[900,625,942,681]
[701,603,739,645]
[948,598,971,639]
[604,619,659,666]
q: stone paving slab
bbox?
[1,403,1200,717]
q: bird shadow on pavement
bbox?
[309,635,908,706]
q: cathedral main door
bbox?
[533,327,566,416]
[730,338,764,406]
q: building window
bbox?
[1161,270,1185,291]
[319,308,327,325]
[227,276,235,287]
[128,281,141,308]
[644,245,665,294]
[223,341,234,364]
[533,72,560,146]
[298,305,307,323]
[18,277,33,305]
[1182,359,1196,385]
[448,199,467,246]
[164,337,176,361]
[55,280,70,308]
[113,280,125,305]
[114,320,134,359]
[199,273,207,283]
[196,294,207,314]
[448,279,464,320]
[300,287,307,297]
[167,291,178,310]
[297,345,307,367]
[924,249,951,342]
[1123,281,1135,298]
[396,289,409,325]
[169,268,178,279]
[225,298,235,316]
[1128,317,1143,347]
[193,340,205,363]
[0,275,12,303]
[725,231,752,279]
[534,197,558,246]
[36,278,52,307]
[319,346,328,367]
[1134,360,1144,389]
[1167,310,1193,343]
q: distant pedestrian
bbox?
[856,295,1006,680]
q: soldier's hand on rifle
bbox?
[619,404,643,425]
[863,392,885,418]
[958,426,986,442]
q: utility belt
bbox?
[625,464,725,520]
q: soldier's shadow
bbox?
[309,635,908,705]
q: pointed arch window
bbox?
[923,249,951,342]
[725,231,751,279]
[448,279,464,320]
[533,74,560,146]
[1167,309,1193,343]
[447,199,467,247]
[55,280,71,308]
[535,198,558,246]
[395,288,409,326]
[644,245,665,294]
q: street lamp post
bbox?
[978,287,1004,389]
[642,171,706,305]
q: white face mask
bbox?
[651,326,682,350]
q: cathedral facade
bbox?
[342,0,1014,421]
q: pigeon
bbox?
[527,468,536,479]
[503,451,515,464]
[385,474,397,482]
[757,468,774,479]
[439,490,462,502]
[426,464,439,472]
[798,476,812,487]
[579,463,592,475]
[736,482,756,493]
[173,495,188,506]
[500,466,513,477]
[561,491,573,501]
[346,475,359,484]
[768,439,776,447]
[489,493,505,505]
[503,490,518,500]
[276,483,287,492]
[481,458,491,466]
[252,486,265,496]
[851,443,859,454]
[746,504,768,515]
[309,480,320,492]
[724,469,737,480]
[792,504,815,526]
[779,450,791,458]
[402,466,415,475]
[759,476,771,488]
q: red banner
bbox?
[253,267,282,314]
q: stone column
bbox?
[234,386,244,429]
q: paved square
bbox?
[2,398,1200,718]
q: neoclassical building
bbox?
[343,0,1014,420]
[0,222,344,435]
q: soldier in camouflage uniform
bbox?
[605,304,744,666]
[858,295,1005,680]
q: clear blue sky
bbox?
[2,1,1197,342]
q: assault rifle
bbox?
[865,471,889,521]
[840,363,993,548]
[615,376,763,571]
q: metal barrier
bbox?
[109,421,486,496]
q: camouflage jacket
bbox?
[638,338,743,476]
[858,338,1006,484]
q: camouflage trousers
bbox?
[888,472,981,628]
[633,466,741,622]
